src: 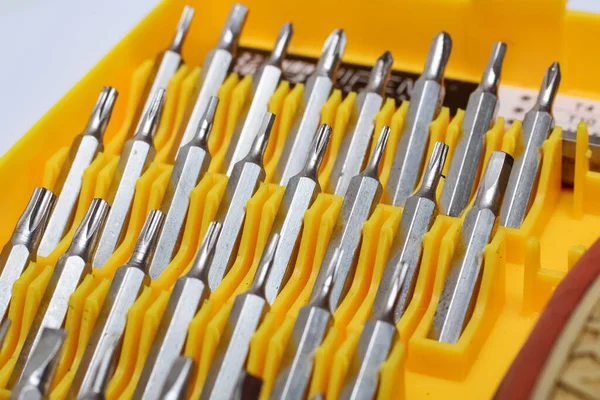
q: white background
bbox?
[0,0,597,156]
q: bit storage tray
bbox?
[1,0,600,399]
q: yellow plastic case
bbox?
[0,0,599,398]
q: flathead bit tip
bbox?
[69,198,110,260]
[303,124,332,178]
[84,87,118,140]
[534,62,561,113]
[316,29,346,79]
[129,210,165,271]
[363,126,390,177]
[187,221,222,281]
[194,96,219,144]
[479,42,507,94]
[169,6,195,53]
[160,357,194,399]
[268,22,293,67]
[423,31,452,82]
[365,51,394,95]
[475,151,513,215]
[416,142,449,197]
[137,88,166,141]
[20,328,66,396]
[250,234,279,298]
[14,187,56,247]
[249,112,275,162]
[217,3,249,55]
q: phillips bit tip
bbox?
[84,87,118,141]
[422,31,452,82]
[169,6,195,54]
[68,198,110,261]
[371,261,407,323]
[533,62,561,113]
[315,29,346,79]
[217,3,249,55]
[159,356,194,399]
[363,126,390,178]
[247,112,275,164]
[474,151,513,214]
[192,96,219,146]
[0,319,10,349]
[415,142,448,199]
[478,42,507,94]
[249,234,279,298]
[311,248,343,311]
[365,51,394,95]
[14,187,56,248]
[128,210,165,271]
[16,328,66,396]
[303,124,332,179]
[267,22,294,67]
[186,221,222,280]
[136,88,167,142]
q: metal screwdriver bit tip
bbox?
[78,340,118,400]
[137,88,167,141]
[373,261,407,323]
[14,187,56,248]
[316,29,346,79]
[68,199,110,260]
[417,142,449,198]
[159,357,194,400]
[249,112,275,162]
[128,210,165,270]
[249,234,279,298]
[311,248,341,310]
[268,22,293,67]
[217,3,249,55]
[479,42,506,94]
[534,62,561,113]
[0,320,10,349]
[186,221,222,280]
[364,126,390,177]
[304,124,332,178]
[474,151,513,214]
[423,31,452,82]
[365,51,394,95]
[84,87,118,140]
[194,96,219,144]
[169,6,195,54]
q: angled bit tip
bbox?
[187,221,222,281]
[310,248,343,311]
[315,29,346,80]
[84,87,118,141]
[68,198,110,261]
[247,112,275,163]
[0,320,11,350]
[478,42,506,94]
[365,51,394,95]
[474,151,513,215]
[415,142,449,199]
[192,96,219,145]
[422,31,452,82]
[14,187,56,249]
[372,261,408,323]
[363,126,390,178]
[533,62,561,113]
[18,328,66,396]
[302,124,332,179]
[217,3,249,56]
[128,210,165,271]
[160,356,194,399]
[79,336,119,399]
[249,234,279,299]
[169,5,195,53]
[136,88,166,142]
[267,22,293,67]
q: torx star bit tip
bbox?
[365,51,394,95]
[159,357,194,400]
[373,261,407,323]
[475,151,513,213]
[169,6,195,54]
[363,126,390,178]
[248,112,276,163]
[217,3,249,55]
[268,22,294,67]
[423,31,452,82]
[137,88,167,142]
[479,42,507,94]
[304,124,332,179]
[534,62,561,113]
[316,29,347,79]
[193,96,219,145]
[84,87,118,140]
[186,221,222,280]
[249,234,279,298]
[128,210,165,270]
[417,142,449,198]
[14,188,56,248]
[68,199,110,260]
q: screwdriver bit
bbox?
[72,210,164,396]
[135,222,221,400]
[11,328,65,400]
[386,32,452,207]
[274,29,346,186]
[263,124,331,304]
[0,319,10,347]
[0,187,56,323]
[93,89,166,269]
[131,6,195,137]
[340,262,406,400]
[328,51,393,196]
[432,151,513,343]
[311,127,389,312]
[10,199,109,387]
[78,339,119,400]
[148,97,218,279]
[174,3,248,153]
[206,112,274,292]
[440,43,506,217]
[200,235,279,400]
[38,87,117,257]
[270,250,341,400]
[159,357,194,400]
[223,22,293,175]
[500,63,561,229]
[371,142,448,323]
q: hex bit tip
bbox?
[479,42,507,94]
[186,221,222,280]
[217,3,249,55]
[128,210,165,270]
[169,6,195,53]
[84,87,118,141]
[316,29,347,79]
[423,31,452,82]
[534,62,561,113]
[268,22,294,67]
[475,151,513,214]
[137,88,167,142]
[159,356,194,399]
[365,51,394,95]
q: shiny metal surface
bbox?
[432,152,513,343]
[11,199,109,387]
[386,32,452,207]
[200,235,278,400]
[440,43,506,217]
[11,328,65,400]
[159,357,194,400]
[38,87,117,257]
[270,250,340,400]
[329,51,393,196]
[174,4,248,153]
[93,89,165,269]
[500,63,561,229]
[148,97,218,279]
[371,142,447,323]
[310,127,389,312]
[263,124,331,304]
[135,222,220,400]
[223,22,293,175]
[0,187,56,322]
[206,112,273,291]
[77,338,119,400]
[72,211,164,396]
[274,29,346,186]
